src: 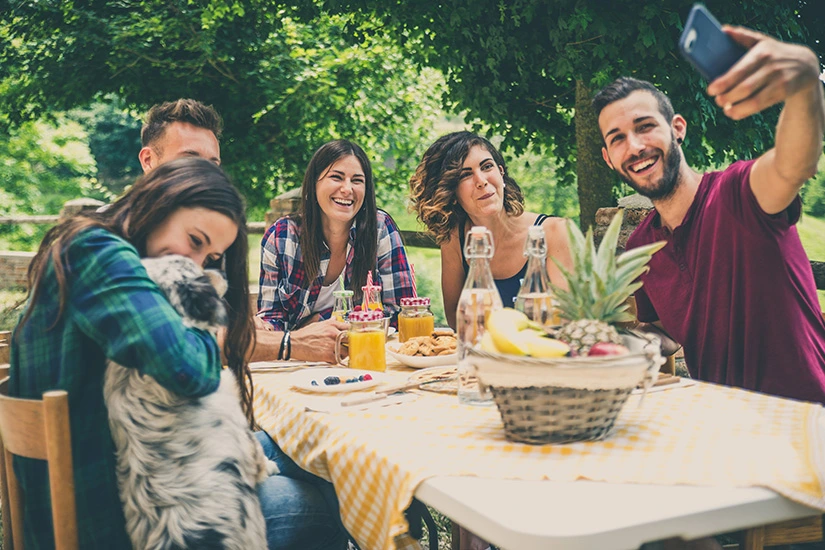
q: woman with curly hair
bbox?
[410,131,573,329]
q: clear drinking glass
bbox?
[332,289,354,322]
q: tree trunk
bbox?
[574,79,617,230]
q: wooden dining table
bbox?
[250,359,825,550]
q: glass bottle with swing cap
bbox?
[455,226,502,405]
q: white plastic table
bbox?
[416,477,820,550]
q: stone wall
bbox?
[265,188,301,226]
[0,251,35,289]
[593,194,655,252]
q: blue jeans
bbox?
[255,431,349,550]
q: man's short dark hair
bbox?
[592,77,675,123]
[140,99,223,147]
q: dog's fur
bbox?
[103,255,273,550]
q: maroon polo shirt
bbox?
[628,160,825,404]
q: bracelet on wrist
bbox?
[278,332,287,360]
[284,330,292,361]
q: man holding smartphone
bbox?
[593,26,825,406]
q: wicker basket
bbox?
[467,334,663,444]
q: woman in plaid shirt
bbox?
[257,139,416,363]
[11,158,348,549]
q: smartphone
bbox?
[679,4,747,82]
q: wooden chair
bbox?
[0,330,11,366]
[0,376,78,550]
[738,514,823,549]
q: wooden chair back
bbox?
[0,376,78,550]
[740,515,823,549]
[0,330,11,366]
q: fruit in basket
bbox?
[522,331,570,358]
[551,211,665,355]
[480,331,498,353]
[587,342,630,356]
[486,308,531,354]
[484,309,569,357]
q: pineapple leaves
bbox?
[595,209,622,282]
[553,214,665,324]
[617,240,666,266]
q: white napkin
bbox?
[303,393,418,413]
[632,377,696,394]
[249,361,330,372]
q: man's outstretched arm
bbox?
[708,26,824,215]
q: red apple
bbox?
[588,342,630,356]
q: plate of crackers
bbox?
[386,329,458,368]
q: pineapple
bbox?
[551,211,665,355]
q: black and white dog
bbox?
[103,255,274,550]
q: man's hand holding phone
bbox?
[706,25,821,121]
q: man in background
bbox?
[138,98,222,172]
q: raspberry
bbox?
[362,374,373,381]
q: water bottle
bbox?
[514,225,561,327]
[456,226,503,405]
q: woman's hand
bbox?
[290,319,349,363]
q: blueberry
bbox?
[310,380,319,386]
[323,376,341,385]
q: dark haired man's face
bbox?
[598,90,684,201]
[139,122,220,173]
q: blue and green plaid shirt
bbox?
[10,228,222,549]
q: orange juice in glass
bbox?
[398,297,435,342]
[335,310,386,372]
[362,283,383,312]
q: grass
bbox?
[797,214,825,309]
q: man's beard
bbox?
[618,138,682,201]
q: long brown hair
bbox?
[409,131,524,244]
[20,158,258,426]
[296,140,377,301]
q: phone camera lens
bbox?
[684,29,697,53]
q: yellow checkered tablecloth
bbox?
[252,368,825,550]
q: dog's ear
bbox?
[204,269,228,298]
[175,275,228,328]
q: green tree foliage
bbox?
[70,98,144,199]
[0,113,100,248]
[318,0,823,227]
[802,172,825,218]
[0,2,445,217]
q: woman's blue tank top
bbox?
[459,214,550,307]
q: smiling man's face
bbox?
[599,90,684,200]
[139,121,220,173]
